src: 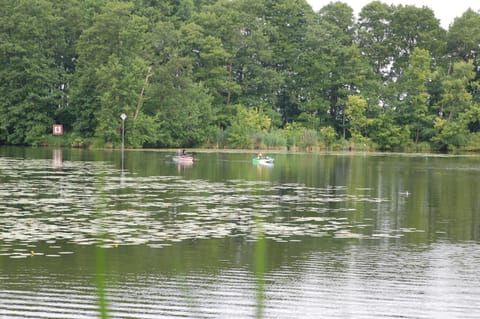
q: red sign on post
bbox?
[53,124,63,135]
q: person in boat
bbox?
[257,152,263,159]
[176,149,188,157]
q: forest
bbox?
[1,0,480,152]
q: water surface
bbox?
[1,148,479,318]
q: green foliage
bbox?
[439,60,475,121]
[211,127,227,149]
[227,105,272,148]
[397,48,435,143]
[357,1,395,77]
[284,122,303,149]
[154,80,214,147]
[432,117,470,151]
[389,5,446,77]
[0,0,478,152]
[447,9,480,62]
[264,129,287,149]
[128,112,159,147]
[0,0,64,145]
[413,142,432,153]
[345,95,371,138]
[297,112,320,130]
[369,114,410,151]
[299,129,319,150]
[464,132,480,152]
[320,126,336,149]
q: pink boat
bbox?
[173,155,194,163]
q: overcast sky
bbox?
[306,0,480,28]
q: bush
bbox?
[332,138,350,151]
[214,127,227,148]
[226,105,272,149]
[462,132,480,152]
[264,130,287,148]
[299,129,318,151]
[413,142,432,153]
[320,126,336,150]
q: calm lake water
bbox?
[1,147,480,318]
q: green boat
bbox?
[252,156,274,165]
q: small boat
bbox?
[252,156,274,165]
[173,154,194,163]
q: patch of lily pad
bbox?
[0,157,422,258]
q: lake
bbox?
[1,147,480,318]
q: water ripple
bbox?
[2,243,480,318]
[0,157,422,259]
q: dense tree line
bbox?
[1,0,479,152]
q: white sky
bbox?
[306,0,480,28]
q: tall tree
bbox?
[358,3,445,82]
[50,0,95,130]
[440,60,475,122]
[447,9,480,61]
[357,1,395,79]
[70,1,149,145]
[304,2,371,136]
[433,60,476,150]
[0,0,64,145]
[262,0,315,125]
[389,5,445,78]
[191,0,289,128]
[144,20,215,147]
[191,0,245,114]
[397,48,435,144]
[345,95,370,140]
[446,9,480,103]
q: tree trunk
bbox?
[134,66,153,121]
